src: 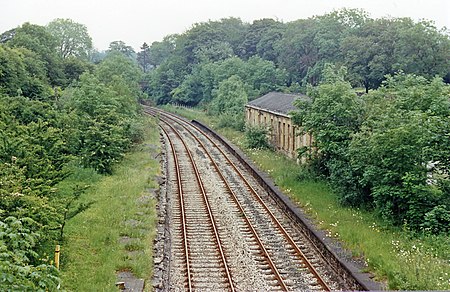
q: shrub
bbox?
[0,217,60,290]
[245,125,270,149]
[422,205,450,235]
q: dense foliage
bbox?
[293,66,450,234]
[244,125,270,149]
[0,20,144,289]
[46,18,93,60]
[144,9,449,108]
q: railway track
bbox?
[146,106,372,291]
[160,122,234,290]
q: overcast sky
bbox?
[1,0,449,51]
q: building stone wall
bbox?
[245,106,312,160]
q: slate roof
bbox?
[246,92,309,116]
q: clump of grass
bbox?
[125,241,145,252]
[60,117,160,291]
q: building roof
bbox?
[246,92,308,116]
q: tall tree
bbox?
[0,45,51,98]
[148,35,178,68]
[238,18,283,60]
[176,18,246,65]
[393,19,450,79]
[342,17,450,92]
[210,75,248,130]
[341,18,396,92]
[46,18,93,59]
[292,64,364,200]
[6,23,64,86]
[107,41,135,58]
[137,42,150,72]
[348,74,450,230]
[95,51,142,97]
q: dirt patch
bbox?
[137,194,153,205]
[126,250,145,258]
[123,219,142,228]
[118,236,137,245]
[116,270,145,291]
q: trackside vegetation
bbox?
[60,117,159,291]
[0,20,146,289]
[292,65,450,234]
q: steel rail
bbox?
[159,126,192,291]
[158,114,289,291]
[160,120,236,292]
[149,107,331,291]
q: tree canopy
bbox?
[143,11,450,105]
[107,40,136,59]
[47,18,93,59]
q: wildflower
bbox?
[330,221,339,227]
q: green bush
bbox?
[422,205,450,234]
[0,217,59,291]
[217,112,245,130]
[209,75,248,131]
[244,125,270,149]
[62,73,143,173]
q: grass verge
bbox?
[164,105,450,290]
[59,116,160,291]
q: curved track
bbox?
[146,107,358,291]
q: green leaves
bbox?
[168,56,286,106]
[144,10,450,105]
[0,217,59,291]
[0,97,71,194]
[245,125,270,149]
[46,18,93,60]
[348,75,450,230]
[0,46,51,99]
[295,70,450,234]
[210,75,248,130]
[1,20,145,288]
[61,71,142,173]
[295,65,363,161]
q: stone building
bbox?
[245,92,312,159]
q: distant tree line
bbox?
[141,9,449,108]
[0,20,144,289]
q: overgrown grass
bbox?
[164,105,450,290]
[59,116,160,291]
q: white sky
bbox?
[1,0,449,51]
